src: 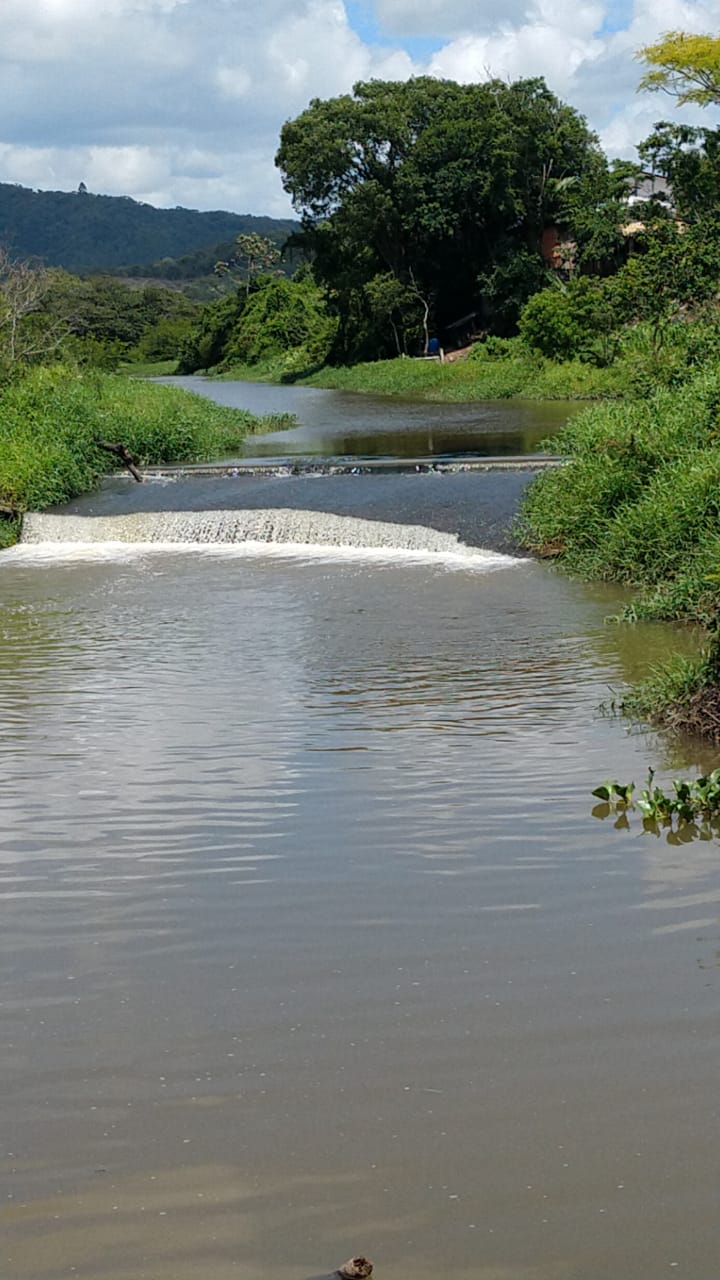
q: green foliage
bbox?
[568,163,637,271]
[276,76,606,361]
[216,234,281,293]
[288,341,634,401]
[227,275,335,366]
[519,276,624,365]
[478,250,548,333]
[592,780,635,803]
[592,765,720,832]
[45,273,199,345]
[0,181,295,273]
[637,31,720,108]
[178,273,335,374]
[66,335,128,371]
[638,123,720,222]
[612,222,720,348]
[131,315,196,363]
[176,291,244,373]
[518,364,720,624]
[0,365,287,516]
[519,217,720,374]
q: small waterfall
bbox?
[17,508,523,570]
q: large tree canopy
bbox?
[275,77,607,361]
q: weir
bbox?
[18,509,522,571]
[17,466,534,562]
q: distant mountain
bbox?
[0,181,297,273]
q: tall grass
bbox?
[0,364,289,517]
[228,344,647,403]
[518,364,720,624]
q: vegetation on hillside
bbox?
[0,180,295,274]
[0,255,206,380]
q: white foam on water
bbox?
[7,508,525,572]
[1,538,522,573]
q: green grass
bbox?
[215,312,720,405]
[217,346,636,402]
[0,364,292,539]
[621,650,711,720]
[119,359,179,378]
[518,363,720,625]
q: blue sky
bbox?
[599,0,634,34]
[345,2,445,59]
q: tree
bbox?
[0,250,67,372]
[276,76,606,361]
[215,233,281,294]
[609,221,720,353]
[637,31,720,107]
[638,122,720,221]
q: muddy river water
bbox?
[1,382,719,1280]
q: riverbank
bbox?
[213,348,627,402]
[0,365,291,549]
[516,362,720,737]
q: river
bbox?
[1,382,719,1280]
[154,375,573,460]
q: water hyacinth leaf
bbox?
[592,780,634,802]
[613,782,635,802]
[676,802,696,823]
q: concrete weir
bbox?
[20,458,544,559]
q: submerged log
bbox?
[95,440,143,483]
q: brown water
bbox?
[1,529,719,1280]
[154,377,572,459]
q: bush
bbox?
[519,276,624,365]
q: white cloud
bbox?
[1,0,720,216]
[374,0,528,37]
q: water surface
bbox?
[155,377,572,460]
[1,540,718,1280]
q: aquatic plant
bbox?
[592,767,720,833]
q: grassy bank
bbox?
[517,363,720,737]
[119,358,179,378]
[0,365,290,544]
[297,350,627,401]
[217,347,627,401]
[213,311,720,405]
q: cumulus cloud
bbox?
[0,0,719,216]
[373,0,529,37]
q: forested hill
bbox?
[0,182,296,272]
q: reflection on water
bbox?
[1,550,720,1280]
[156,376,573,459]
